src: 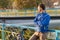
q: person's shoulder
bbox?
[36,13,40,17]
[46,14,50,19]
[45,12,50,16]
[44,12,50,18]
[37,13,40,15]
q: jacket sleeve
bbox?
[34,15,38,25]
[38,15,50,26]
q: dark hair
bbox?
[39,4,45,10]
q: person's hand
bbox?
[34,32,39,36]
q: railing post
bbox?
[55,9,57,16]
[56,31,58,40]
[21,29,24,40]
[2,23,5,40]
[24,8,27,16]
[34,7,36,16]
[55,30,60,40]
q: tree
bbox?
[16,0,37,9]
[0,0,9,8]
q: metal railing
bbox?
[0,8,60,17]
[0,23,60,40]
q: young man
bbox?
[29,4,50,40]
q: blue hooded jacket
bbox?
[34,11,50,33]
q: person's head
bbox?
[38,4,45,13]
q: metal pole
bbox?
[34,7,36,16]
[21,29,24,40]
[24,8,27,16]
[2,19,5,40]
[20,28,24,40]
[2,23,5,40]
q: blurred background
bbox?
[0,0,60,40]
[0,0,60,17]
